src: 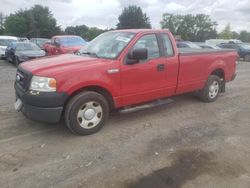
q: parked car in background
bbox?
[197,43,221,49]
[30,38,50,49]
[177,41,202,49]
[44,35,86,55]
[5,42,46,66]
[0,36,18,59]
[217,43,250,61]
[206,39,243,46]
[18,37,29,42]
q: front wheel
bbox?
[64,91,109,135]
[14,56,20,66]
[199,75,221,102]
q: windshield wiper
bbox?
[81,51,99,58]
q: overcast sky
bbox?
[1,0,250,32]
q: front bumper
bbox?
[21,103,63,123]
[15,83,68,123]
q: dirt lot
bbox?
[0,59,250,188]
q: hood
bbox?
[16,50,45,57]
[20,54,108,76]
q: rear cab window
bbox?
[160,33,174,57]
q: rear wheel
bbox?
[199,75,221,102]
[64,91,109,135]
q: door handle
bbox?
[157,64,165,71]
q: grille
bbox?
[16,67,32,91]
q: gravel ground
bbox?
[0,59,250,188]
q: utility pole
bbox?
[0,13,4,30]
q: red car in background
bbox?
[44,35,86,55]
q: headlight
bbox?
[30,76,57,92]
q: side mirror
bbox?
[126,48,148,65]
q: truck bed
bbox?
[178,48,236,56]
[176,48,237,95]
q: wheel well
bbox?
[65,86,115,110]
[211,69,224,79]
[211,68,226,92]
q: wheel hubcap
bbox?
[84,109,96,120]
[77,101,103,129]
[209,81,219,99]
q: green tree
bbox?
[4,15,28,36]
[85,27,105,41]
[4,5,61,38]
[238,30,250,42]
[65,25,88,37]
[160,13,217,41]
[117,5,151,29]
[232,31,239,39]
[65,25,105,41]
[219,24,233,39]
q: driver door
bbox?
[120,34,167,106]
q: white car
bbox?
[0,36,18,59]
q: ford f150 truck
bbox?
[44,35,86,56]
[14,29,237,135]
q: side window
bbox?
[54,38,60,46]
[51,38,55,45]
[133,34,160,60]
[161,34,174,56]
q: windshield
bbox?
[16,43,41,51]
[0,39,16,46]
[78,32,135,59]
[36,39,50,47]
[58,37,86,47]
[239,44,250,50]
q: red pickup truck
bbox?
[15,29,237,135]
[44,35,86,56]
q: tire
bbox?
[64,91,109,135]
[244,55,250,62]
[14,56,20,66]
[199,75,221,102]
